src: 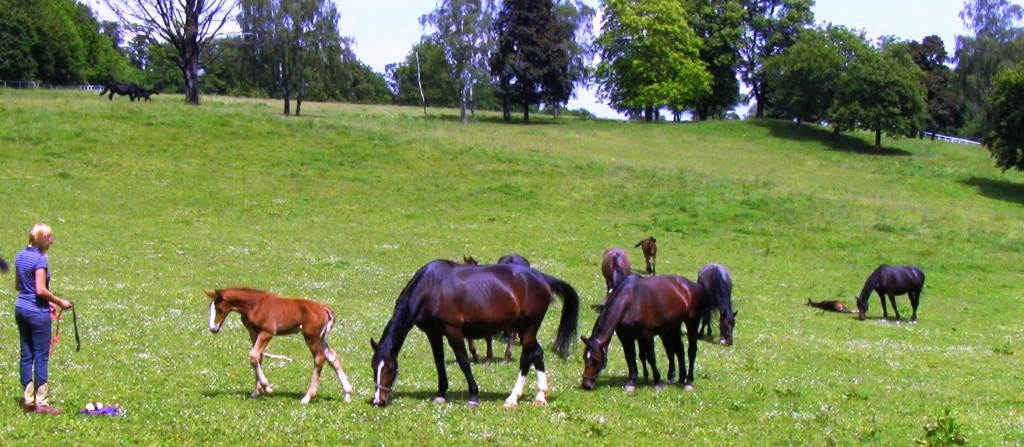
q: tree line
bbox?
[1,0,1023,168]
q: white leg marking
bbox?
[505,373,527,408]
[208,302,219,332]
[533,371,549,405]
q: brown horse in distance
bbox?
[807,299,855,313]
[634,237,657,275]
[205,287,354,403]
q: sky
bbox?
[88,0,1001,119]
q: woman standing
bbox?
[14,223,72,414]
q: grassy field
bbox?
[1,89,1022,445]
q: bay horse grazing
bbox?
[598,248,632,308]
[580,274,705,391]
[696,264,737,346]
[462,254,530,363]
[855,265,925,322]
[205,287,354,404]
[370,259,579,408]
[634,237,657,275]
[807,299,855,313]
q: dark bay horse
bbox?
[696,264,737,346]
[599,247,632,308]
[580,274,705,391]
[460,254,531,363]
[100,83,137,101]
[807,299,855,313]
[370,259,578,407]
[634,237,657,275]
[855,265,925,322]
[205,287,354,403]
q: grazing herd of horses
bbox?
[202,238,926,407]
[99,82,159,102]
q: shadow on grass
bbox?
[960,176,1024,207]
[423,113,565,126]
[387,389,512,405]
[747,120,913,156]
[201,390,345,402]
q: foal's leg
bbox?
[639,337,662,388]
[301,334,326,404]
[485,336,494,362]
[467,339,481,363]
[249,331,275,397]
[637,340,650,384]
[662,331,680,383]
[427,333,449,403]
[445,332,480,407]
[323,346,354,402]
[502,330,515,363]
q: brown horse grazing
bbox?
[580,274,705,391]
[807,299,855,313]
[696,264,737,346]
[598,248,632,308]
[370,259,578,408]
[855,265,925,322]
[634,237,657,275]
[462,254,530,363]
[205,288,354,404]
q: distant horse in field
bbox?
[855,265,925,322]
[132,85,159,102]
[634,237,657,275]
[99,83,138,101]
[598,248,632,308]
[204,287,354,403]
[696,264,737,346]
[807,299,855,313]
[0,257,8,273]
[580,274,705,391]
[370,259,578,407]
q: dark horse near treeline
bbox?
[696,263,736,346]
[205,287,354,403]
[370,259,579,407]
[580,274,706,391]
[855,264,925,322]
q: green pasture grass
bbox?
[0,88,1022,445]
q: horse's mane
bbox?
[592,275,635,341]
[698,264,732,315]
[857,265,888,304]
[375,260,453,357]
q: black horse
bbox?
[370,259,578,407]
[0,257,8,273]
[99,83,137,101]
[855,264,925,322]
[132,85,159,102]
[696,264,737,346]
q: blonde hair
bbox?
[28,223,53,249]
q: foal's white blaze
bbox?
[208,301,220,332]
[373,361,385,404]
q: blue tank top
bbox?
[14,246,50,312]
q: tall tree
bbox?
[763,25,857,126]
[552,0,597,116]
[685,0,745,120]
[738,0,814,118]
[104,0,235,105]
[830,38,928,149]
[953,0,1024,139]
[386,39,462,108]
[421,0,496,122]
[984,61,1024,171]
[490,0,571,123]
[237,0,349,115]
[908,35,964,138]
[593,0,711,121]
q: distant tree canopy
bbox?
[738,0,815,119]
[984,61,1024,171]
[908,35,964,138]
[0,0,132,84]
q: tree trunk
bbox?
[523,103,530,124]
[296,97,302,116]
[832,127,840,141]
[283,90,291,116]
[753,83,764,118]
[697,107,709,121]
[184,51,201,105]
[796,116,802,127]
[875,130,882,149]
[644,106,654,122]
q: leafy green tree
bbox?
[953,0,1024,139]
[738,0,814,118]
[0,1,39,81]
[593,0,711,122]
[104,0,235,105]
[420,0,496,121]
[984,61,1024,171]
[552,0,596,116]
[763,26,844,125]
[386,40,461,108]
[490,0,571,123]
[908,35,964,138]
[685,0,745,120]
[830,38,928,149]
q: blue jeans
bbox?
[15,307,52,387]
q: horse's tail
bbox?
[0,257,8,273]
[543,274,580,359]
[321,305,336,351]
[634,240,643,248]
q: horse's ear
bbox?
[204,289,217,299]
[733,310,738,317]
[580,335,588,344]
[370,338,379,351]
[806,299,812,305]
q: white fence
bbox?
[1,80,105,91]
[922,132,981,146]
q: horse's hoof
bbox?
[683,384,695,391]
[624,385,635,392]
[343,394,352,403]
[264,386,275,396]
[466,401,480,408]
[503,400,518,409]
[434,397,446,404]
[654,383,667,392]
[532,398,547,406]
[250,391,260,398]
[300,396,312,404]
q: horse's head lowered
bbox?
[580,336,608,390]
[370,338,398,406]
[204,289,232,333]
[719,309,737,346]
